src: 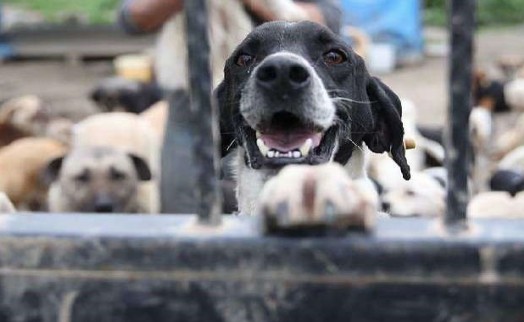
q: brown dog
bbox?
[0,137,67,210]
[0,95,49,146]
[0,95,73,147]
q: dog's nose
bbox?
[94,195,114,213]
[256,57,310,91]
[382,201,391,212]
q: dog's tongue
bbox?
[259,131,322,151]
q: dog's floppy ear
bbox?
[215,81,236,157]
[364,77,411,180]
[43,156,65,185]
[128,154,152,181]
[0,104,17,123]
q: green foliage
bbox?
[4,0,120,24]
[425,0,524,27]
[476,0,524,26]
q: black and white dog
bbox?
[216,22,410,229]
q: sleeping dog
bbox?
[217,21,410,230]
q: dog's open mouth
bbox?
[243,111,338,168]
[256,130,322,159]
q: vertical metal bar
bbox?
[185,0,222,225]
[161,90,197,214]
[445,0,476,228]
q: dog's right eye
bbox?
[74,171,90,183]
[236,54,254,67]
[323,49,347,65]
[110,167,126,181]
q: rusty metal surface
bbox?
[0,214,523,321]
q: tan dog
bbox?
[72,112,160,212]
[498,146,524,173]
[468,191,524,218]
[381,170,446,218]
[495,113,524,158]
[0,137,67,210]
[0,95,49,146]
[73,112,159,171]
[505,78,524,112]
[139,100,168,141]
[0,192,16,213]
[46,146,152,213]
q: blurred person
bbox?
[119,0,341,35]
[118,0,341,89]
[0,2,14,60]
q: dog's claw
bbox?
[259,163,377,235]
[323,200,337,223]
[274,201,290,223]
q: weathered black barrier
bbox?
[0,214,524,321]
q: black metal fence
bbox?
[1,0,524,321]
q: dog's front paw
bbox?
[259,164,376,235]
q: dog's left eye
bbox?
[110,168,126,181]
[323,50,346,65]
[236,54,255,67]
[74,171,90,183]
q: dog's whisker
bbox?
[225,139,237,151]
[330,96,372,105]
[343,137,365,153]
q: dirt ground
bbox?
[1,25,524,126]
[0,59,112,121]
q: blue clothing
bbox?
[0,3,14,59]
[246,0,342,33]
[341,0,423,61]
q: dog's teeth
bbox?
[256,131,261,139]
[299,138,313,156]
[257,138,269,156]
[267,149,302,159]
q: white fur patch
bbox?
[0,192,15,213]
[505,78,524,112]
